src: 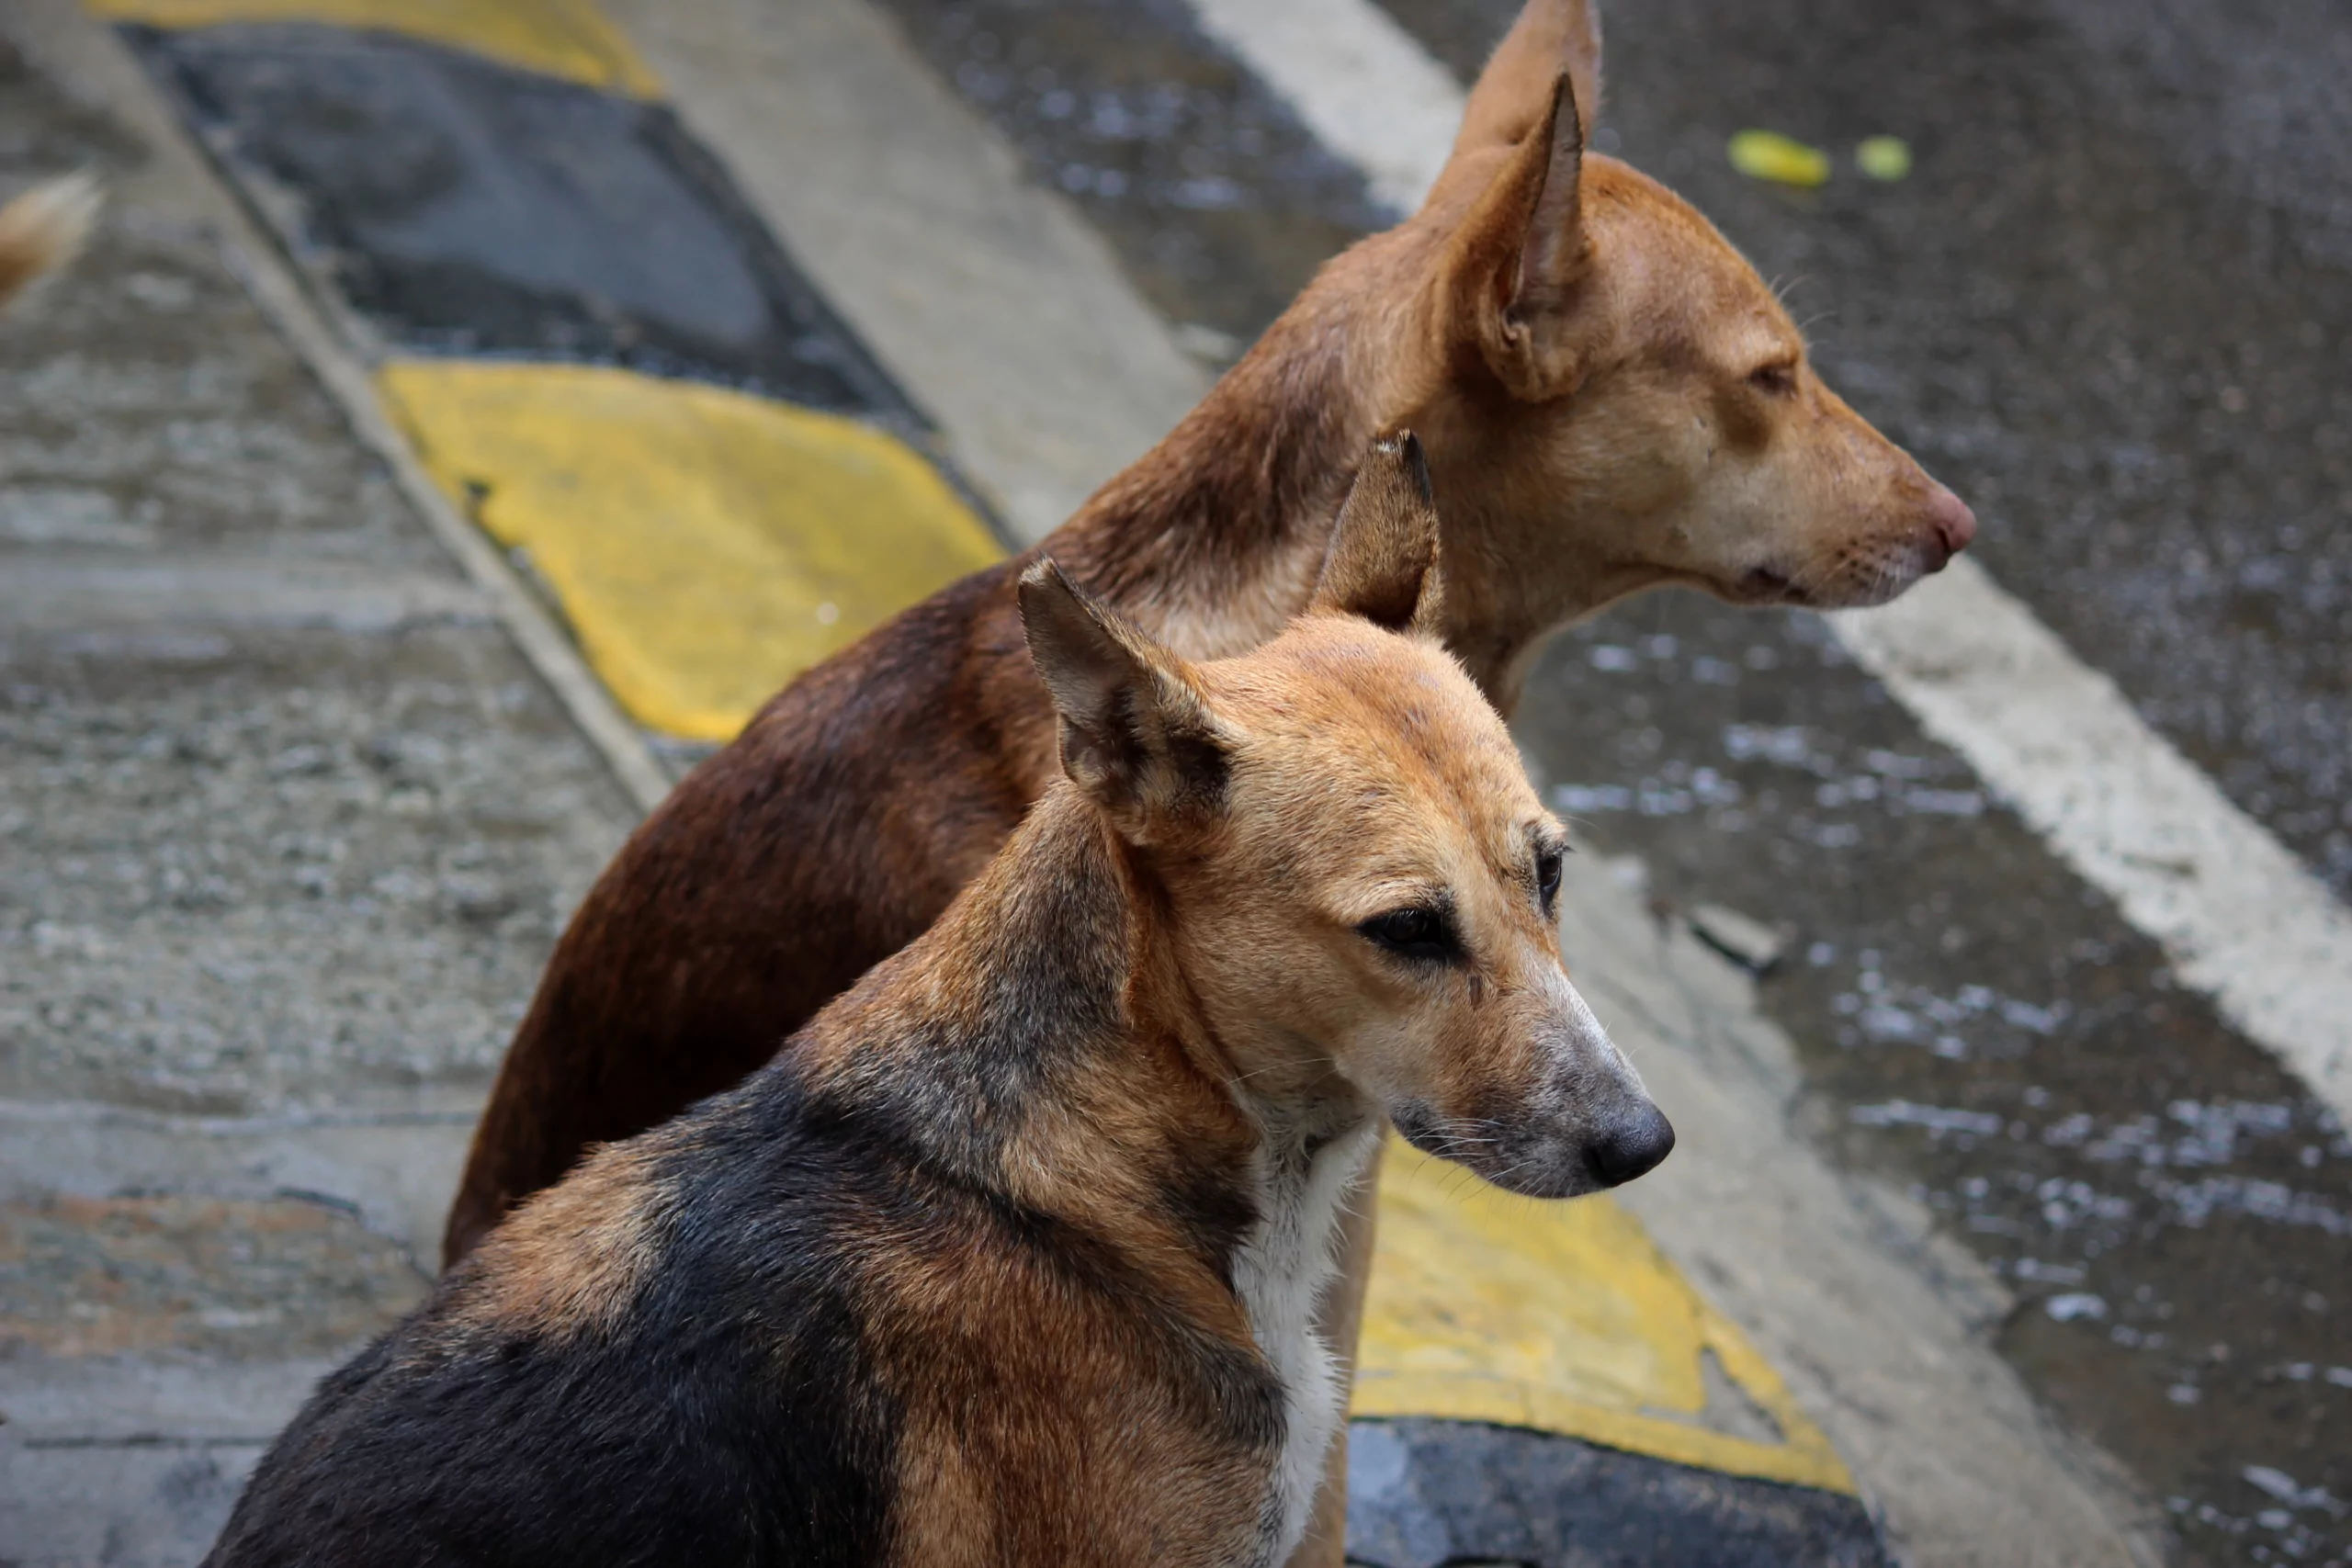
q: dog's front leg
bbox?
[1286,1144,1382,1568]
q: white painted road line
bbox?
[1185,0,1461,214]
[1189,0,2352,1125]
[1831,560,2352,1121]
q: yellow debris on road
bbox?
[1727,129,1832,188]
[1857,135,1915,182]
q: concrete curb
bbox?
[100,0,1020,753]
[11,0,675,813]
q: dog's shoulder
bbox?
[210,1077,908,1566]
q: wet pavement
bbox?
[1513,2,2352,1558]
[868,0,1385,355]
[1520,596,2352,1567]
[884,0,2352,1562]
[1542,0,2352,902]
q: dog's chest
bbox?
[1230,1121,1377,1567]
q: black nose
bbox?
[1587,1102,1676,1187]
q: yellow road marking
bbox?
[378,360,1002,742]
[87,0,664,97]
[1356,1137,1856,1493]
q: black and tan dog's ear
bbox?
[1309,431,1444,636]
[1020,560,1228,826]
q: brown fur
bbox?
[446,6,1966,1554]
[446,1140,669,1344]
[209,478,1665,1565]
[446,0,1968,1266]
[0,175,98,314]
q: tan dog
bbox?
[204,451,1667,1568]
[0,174,99,314]
[447,0,1967,1258]
[448,3,1969,1553]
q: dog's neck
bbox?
[797,790,1374,1562]
[805,790,1370,1259]
[1045,282,1395,666]
[1036,223,1626,716]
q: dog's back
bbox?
[203,1075,907,1566]
[206,819,1286,1568]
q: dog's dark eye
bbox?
[1535,850,1563,917]
[1359,906,1459,963]
[1748,361,1799,397]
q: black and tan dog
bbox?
[203,443,1671,1567]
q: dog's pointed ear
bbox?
[1443,74,1592,402]
[1309,433,1444,636]
[1449,0,1601,163]
[1020,560,1228,828]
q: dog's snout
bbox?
[1924,485,1976,563]
[1584,1100,1675,1188]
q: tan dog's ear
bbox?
[1451,0,1601,159]
[1443,74,1591,403]
[1309,432,1443,636]
[1019,560,1228,826]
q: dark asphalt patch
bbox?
[867,0,1385,353]
[122,22,921,421]
[1344,1419,1887,1568]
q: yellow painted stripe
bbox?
[87,0,664,97]
[1356,1138,1856,1494]
[378,360,1003,741]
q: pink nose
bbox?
[1926,486,1977,558]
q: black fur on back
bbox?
[204,1075,909,1566]
[203,800,1278,1565]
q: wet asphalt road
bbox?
[865,1,2352,1562]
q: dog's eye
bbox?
[1747,361,1799,397]
[1359,906,1459,963]
[1535,850,1563,917]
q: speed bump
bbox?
[89,0,663,96]
[380,359,1001,741]
[115,0,1003,742]
[1357,1138,1853,1493]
